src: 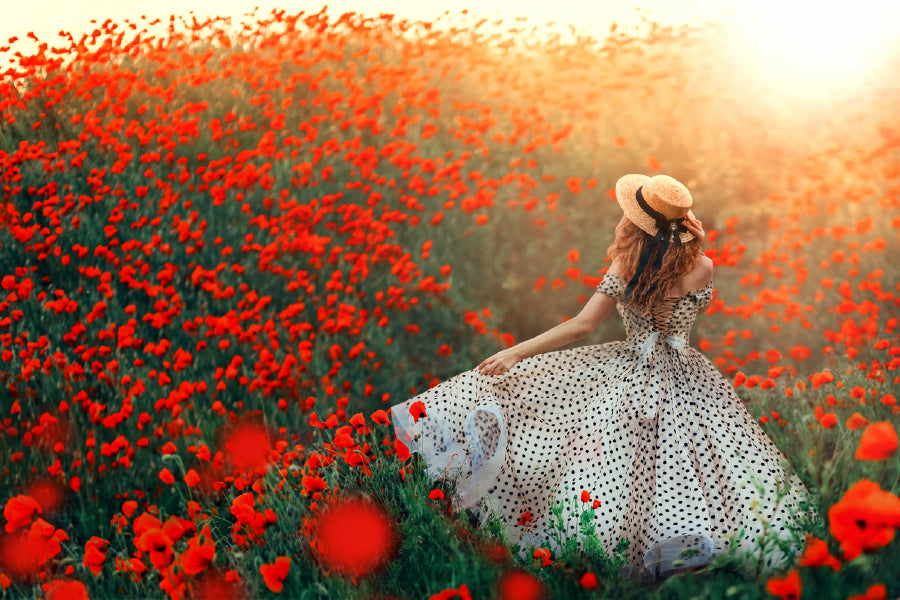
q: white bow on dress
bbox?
[632,331,688,420]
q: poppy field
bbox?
[1,7,899,599]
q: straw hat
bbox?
[616,174,695,243]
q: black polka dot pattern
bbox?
[390,272,815,578]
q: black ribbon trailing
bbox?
[623,186,691,300]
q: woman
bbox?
[390,174,815,580]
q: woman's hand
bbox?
[478,347,521,376]
[682,213,705,245]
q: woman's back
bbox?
[665,254,713,298]
[602,254,714,338]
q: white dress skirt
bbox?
[390,272,816,578]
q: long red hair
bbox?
[605,218,703,312]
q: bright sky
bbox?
[2,0,899,101]
[2,0,733,46]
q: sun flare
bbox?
[731,0,900,99]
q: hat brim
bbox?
[616,173,695,243]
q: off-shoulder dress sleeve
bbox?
[595,272,624,300]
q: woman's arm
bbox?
[477,289,618,376]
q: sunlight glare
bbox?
[731,0,899,100]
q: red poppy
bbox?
[302,476,328,493]
[532,547,552,567]
[136,528,175,569]
[431,584,472,600]
[809,370,833,388]
[828,479,900,559]
[846,412,869,430]
[856,422,898,460]
[2,495,42,532]
[181,525,216,576]
[394,438,411,461]
[409,401,428,423]
[133,512,163,536]
[579,572,598,589]
[798,535,840,571]
[820,413,838,429]
[183,469,201,487]
[766,568,801,600]
[260,556,291,593]
[83,536,109,576]
[230,493,257,524]
[332,426,355,449]
[370,409,390,425]
[846,583,888,600]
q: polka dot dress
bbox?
[390,272,816,579]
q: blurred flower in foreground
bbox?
[191,569,245,600]
[23,477,66,517]
[496,569,548,600]
[223,421,273,472]
[310,495,397,578]
[43,579,89,600]
[855,421,898,460]
[829,479,900,560]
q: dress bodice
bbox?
[595,272,714,344]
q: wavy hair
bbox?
[605,218,703,312]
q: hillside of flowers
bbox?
[1,7,899,599]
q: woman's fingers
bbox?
[682,215,705,241]
[479,351,518,376]
[479,358,504,376]
[479,358,494,374]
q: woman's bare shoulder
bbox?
[698,253,714,279]
[677,254,713,293]
[606,257,626,277]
